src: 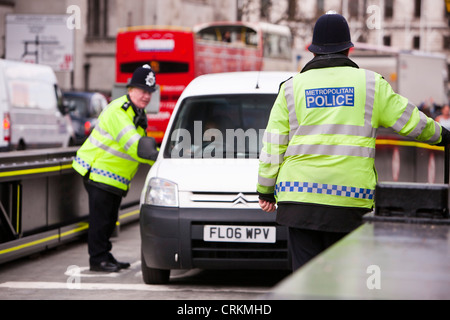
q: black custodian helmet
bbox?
[308,12,354,54]
[127,64,157,93]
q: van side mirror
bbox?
[55,85,68,115]
[63,99,77,113]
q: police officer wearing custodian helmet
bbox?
[257,12,450,271]
[73,65,159,272]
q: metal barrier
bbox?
[375,129,445,183]
[0,130,445,265]
[0,147,150,264]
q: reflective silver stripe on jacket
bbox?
[116,125,135,142]
[364,69,376,135]
[259,131,289,165]
[96,124,142,152]
[430,121,441,143]
[95,125,114,140]
[116,125,142,151]
[258,176,277,187]
[391,102,415,132]
[391,102,440,143]
[88,135,137,162]
[263,131,289,145]
[284,78,297,140]
[405,108,428,138]
[284,143,376,159]
[259,150,284,164]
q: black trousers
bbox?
[288,227,347,271]
[84,181,122,265]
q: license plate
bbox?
[203,225,276,243]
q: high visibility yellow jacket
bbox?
[257,65,442,209]
[72,95,156,192]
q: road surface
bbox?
[0,221,289,301]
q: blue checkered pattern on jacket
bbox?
[75,156,130,186]
[275,181,374,200]
[75,156,90,170]
[91,168,131,185]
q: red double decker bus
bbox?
[115,22,293,143]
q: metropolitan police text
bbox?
[305,87,355,108]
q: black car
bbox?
[63,91,108,145]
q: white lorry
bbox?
[350,44,448,108]
[0,59,74,151]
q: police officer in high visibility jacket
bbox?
[257,13,450,271]
[73,65,159,272]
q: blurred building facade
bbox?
[0,0,449,95]
[0,0,238,94]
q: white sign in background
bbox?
[5,14,74,72]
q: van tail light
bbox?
[84,121,92,136]
[3,112,11,142]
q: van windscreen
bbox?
[164,94,276,159]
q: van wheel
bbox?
[141,251,170,284]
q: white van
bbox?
[139,71,296,284]
[0,59,73,151]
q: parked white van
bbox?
[0,59,73,151]
[139,71,296,284]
